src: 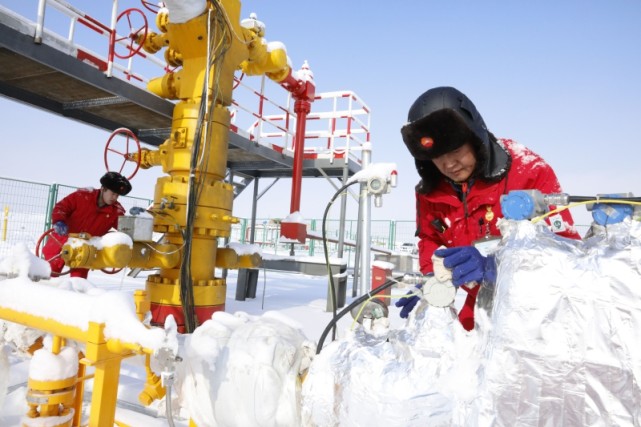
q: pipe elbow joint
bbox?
[148,71,180,99]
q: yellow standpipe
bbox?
[134,2,284,333]
[39,2,279,335]
[2,206,8,241]
[38,2,302,333]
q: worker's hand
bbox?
[434,246,496,287]
[394,284,424,318]
[53,221,68,236]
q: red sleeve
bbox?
[51,191,80,224]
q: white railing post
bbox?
[106,0,119,77]
[34,0,47,43]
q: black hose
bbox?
[316,277,399,355]
[322,181,359,342]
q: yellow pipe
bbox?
[129,242,182,269]
[0,306,88,343]
[133,147,165,170]
[0,307,156,359]
[148,70,181,99]
[2,206,7,241]
[73,352,86,427]
[88,356,123,427]
[133,290,150,322]
[216,248,261,269]
[51,335,63,354]
[61,240,181,271]
[139,353,166,406]
[240,43,289,77]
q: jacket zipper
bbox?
[461,182,469,217]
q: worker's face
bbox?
[431,143,477,183]
[101,188,120,206]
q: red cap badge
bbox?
[420,136,434,149]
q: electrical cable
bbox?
[532,199,641,224]
[568,195,641,203]
[179,7,232,333]
[322,181,360,342]
[316,277,400,355]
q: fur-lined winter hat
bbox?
[100,171,132,196]
[401,86,510,193]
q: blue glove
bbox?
[395,285,422,319]
[434,246,496,287]
[53,221,68,236]
[130,206,146,215]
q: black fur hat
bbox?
[100,171,132,196]
[400,87,510,193]
[401,108,481,160]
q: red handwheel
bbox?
[35,229,70,277]
[114,8,148,59]
[105,127,142,180]
[101,266,124,275]
[141,1,165,14]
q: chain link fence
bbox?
[0,177,153,258]
[0,176,417,267]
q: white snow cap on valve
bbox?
[164,0,206,24]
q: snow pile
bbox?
[0,347,8,413]
[29,345,78,381]
[177,311,315,426]
[0,242,50,281]
[164,0,206,24]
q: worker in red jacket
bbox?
[42,171,132,278]
[396,86,580,330]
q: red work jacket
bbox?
[42,188,125,277]
[416,139,580,330]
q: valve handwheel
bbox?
[35,229,70,277]
[105,127,142,180]
[114,8,148,59]
[141,1,165,14]
[101,266,124,275]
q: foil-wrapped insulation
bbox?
[302,303,476,427]
[301,218,641,426]
[472,218,641,426]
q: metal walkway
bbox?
[0,2,367,184]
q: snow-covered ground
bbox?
[0,247,429,426]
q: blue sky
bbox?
[2,0,640,227]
